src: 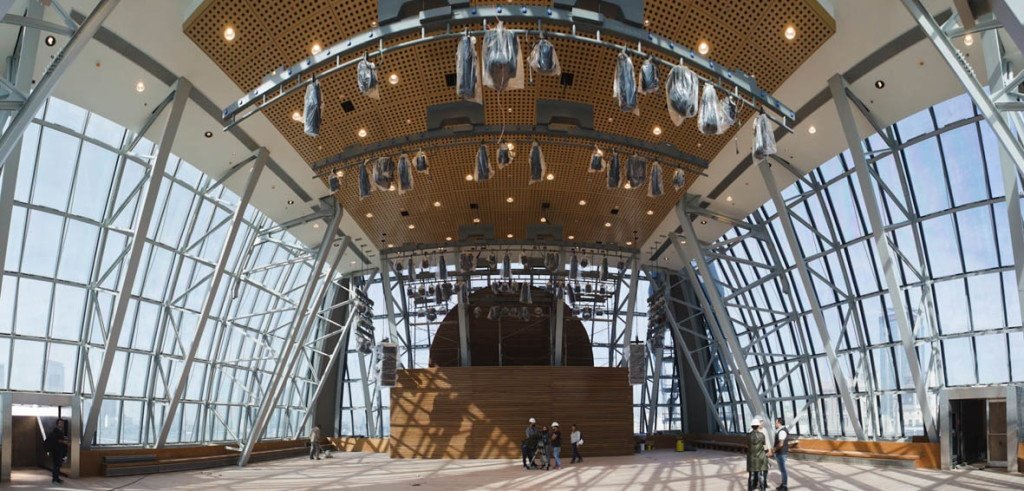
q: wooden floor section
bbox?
[10,449,1024,490]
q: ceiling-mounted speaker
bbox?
[628,341,647,385]
[536,100,593,130]
[458,223,494,242]
[527,224,563,241]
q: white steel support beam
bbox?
[620,258,640,368]
[82,78,191,447]
[0,0,119,173]
[759,160,867,440]
[379,258,403,364]
[356,349,378,437]
[156,148,268,448]
[238,205,343,465]
[674,202,768,422]
[830,73,938,441]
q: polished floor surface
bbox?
[8,449,1024,490]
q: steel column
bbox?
[829,74,938,440]
[156,148,267,448]
[759,160,867,440]
[82,78,192,447]
[553,294,565,366]
[620,258,640,368]
[379,258,402,364]
[457,285,471,366]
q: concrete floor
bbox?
[7,449,1024,490]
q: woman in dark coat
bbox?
[747,417,769,491]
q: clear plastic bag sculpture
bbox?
[372,156,394,191]
[648,161,664,197]
[566,284,576,306]
[599,257,609,282]
[474,144,492,181]
[497,142,513,169]
[666,62,698,126]
[528,37,560,76]
[697,82,726,135]
[607,151,621,189]
[721,94,738,129]
[456,32,481,103]
[626,154,647,189]
[613,48,639,114]
[753,113,777,160]
[437,255,448,280]
[303,78,321,137]
[482,21,523,92]
[589,145,604,173]
[570,253,579,280]
[502,253,511,279]
[639,55,659,94]
[460,253,475,273]
[358,161,371,199]
[414,149,429,173]
[396,154,413,194]
[357,54,380,99]
[529,141,545,184]
[545,252,559,272]
[520,282,533,304]
[408,258,416,280]
[487,306,500,321]
[672,168,686,191]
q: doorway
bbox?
[0,392,80,483]
[949,398,1007,468]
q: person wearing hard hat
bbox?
[522,418,539,469]
[550,422,563,470]
[747,417,769,491]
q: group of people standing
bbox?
[747,417,789,491]
[521,418,583,470]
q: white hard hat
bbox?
[552,422,559,427]
[529,417,536,423]
[751,417,763,427]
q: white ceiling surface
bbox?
[18,0,374,270]
[642,0,976,270]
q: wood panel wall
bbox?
[79,439,305,477]
[390,366,633,459]
[793,438,940,469]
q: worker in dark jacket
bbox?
[45,419,69,484]
[522,417,539,469]
[747,417,769,491]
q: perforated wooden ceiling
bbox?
[184,0,834,249]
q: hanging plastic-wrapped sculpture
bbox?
[456,32,481,103]
[372,156,394,191]
[626,154,647,189]
[414,149,429,173]
[672,168,686,191]
[460,253,475,273]
[697,82,727,135]
[520,282,533,304]
[753,113,777,160]
[666,61,699,126]
[589,145,604,173]
[648,161,664,197]
[599,257,609,282]
[396,154,413,194]
[356,53,380,99]
[566,284,577,307]
[528,141,545,184]
[613,48,639,114]
[407,257,416,280]
[607,151,621,189]
[544,252,559,272]
[519,252,529,266]
[639,55,659,94]
[487,306,501,321]
[437,255,448,280]
[570,253,579,280]
[474,144,492,181]
[303,78,321,137]
[528,36,560,76]
[482,21,523,92]
[721,94,738,129]
[497,142,513,169]
[358,161,371,199]
[502,253,511,279]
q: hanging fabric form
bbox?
[566,284,576,307]
[482,21,524,92]
[607,150,621,189]
[697,82,727,135]
[626,154,647,189]
[372,156,394,191]
[407,257,416,281]
[648,162,664,197]
[519,282,533,304]
[497,142,513,169]
[437,255,448,280]
[544,252,559,272]
[613,48,639,114]
[529,141,545,184]
[639,55,659,94]
[303,78,321,137]
[460,253,475,273]
[570,253,579,280]
[474,144,492,181]
[358,161,371,199]
[456,32,482,103]
[357,53,380,99]
[414,149,429,173]
[753,113,777,160]
[721,94,738,129]
[666,61,699,126]
[396,154,413,193]
[589,145,604,173]
[599,257,609,282]
[528,36,560,76]
[519,252,529,266]
[671,168,686,191]
[502,253,512,279]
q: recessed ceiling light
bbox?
[644,19,650,27]
[446,236,452,241]
[506,196,514,203]
[408,224,415,229]
[313,223,320,229]
[135,81,145,93]
[646,209,654,215]
[292,111,302,122]
[366,212,373,218]
[963,34,974,46]
[540,217,547,223]
[387,243,394,248]
[681,240,687,244]
[697,41,710,55]
[626,241,633,245]
[568,235,575,240]
[357,128,367,138]
[351,260,357,265]
[506,142,515,151]
[652,126,662,136]
[473,217,480,223]
[388,73,399,85]
[335,169,344,178]
[808,126,817,134]
[388,183,395,191]
[287,200,294,205]
[604,222,611,227]
[607,117,613,123]
[223,26,236,42]
[546,173,554,181]
[624,182,632,189]
[507,233,513,238]
[433,201,441,207]
[44,35,56,46]
[700,219,708,225]
[465,174,473,181]
[784,25,797,41]
[406,119,412,124]
[726,196,733,202]
[371,21,377,27]
[204,131,213,138]
[875,80,885,89]
[579,200,586,206]
[311,43,322,55]
[507,107,513,113]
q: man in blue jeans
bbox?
[550,422,562,470]
[773,418,789,490]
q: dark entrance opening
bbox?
[951,398,987,466]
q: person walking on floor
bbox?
[570,424,583,463]
[550,422,563,470]
[773,418,789,490]
[309,424,323,460]
[523,417,539,469]
[747,417,769,491]
[45,419,68,484]
[536,425,550,469]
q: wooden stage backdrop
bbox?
[390,366,634,459]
